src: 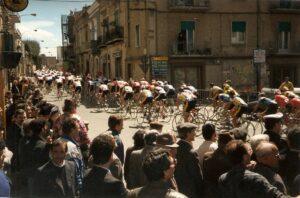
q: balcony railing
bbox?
[270,0,300,12]
[90,40,100,54]
[170,41,211,55]
[104,26,124,44]
[169,0,209,10]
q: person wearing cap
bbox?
[149,122,164,133]
[155,132,179,191]
[253,142,287,194]
[209,83,223,110]
[175,123,204,198]
[196,123,218,169]
[263,113,288,155]
[279,77,294,92]
[219,140,287,198]
[202,132,233,198]
[127,131,158,189]
[127,149,187,198]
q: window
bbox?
[231,21,246,44]
[278,22,290,51]
[179,21,195,53]
[135,25,140,47]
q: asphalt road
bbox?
[45,91,204,150]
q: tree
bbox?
[23,40,40,66]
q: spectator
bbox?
[219,140,286,198]
[128,131,158,189]
[263,113,288,155]
[175,123,204,198]
[20,118,52,196]
[82,134,127,198]
[155,132,179,191]
[11,80,21,95]
[197,123,218,168]
[253,142,287,194]
[60,118,84,193]
[6,109,26,172]
[249,134,269,160]
[32,139,76,198]
[0,149,10,197]
[124,130,146,187]
[282,126,300,194]
[127,149,187,198]
[279,76,294,92]
[108,115,124,164]
[202,132,233,198]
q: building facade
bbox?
[66,0,300,90]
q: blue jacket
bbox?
[0,170,10,197]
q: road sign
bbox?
[254,49,266,63]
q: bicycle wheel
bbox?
[240,121,256,138]
[252,121,264,135]
[136,107,146,125]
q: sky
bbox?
[16,0,93,58]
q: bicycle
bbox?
[95,93,109,112]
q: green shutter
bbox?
[279,22,291,32]
[232,21,246,32]
[181,21,195,31]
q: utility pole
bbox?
[255,0,261,93]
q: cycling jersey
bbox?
[275,95,289,109]
[218,93,231,103]
[74,81,82,87]
[124,85,133,93]
[232,96,247,107]
[290,98,300,109]
[99,84,109,91]
[155,86,166,94]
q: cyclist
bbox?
[163,81,176,99]
[73,78,82,95]
[279,76,294,92]
[177,89,197,122]
[228,90,248,128]
[209,83,223,110]
[139,86,153,108]
[120,84,134,108]
[288,96,300,118]
[56,76,63,97]
[252,92,278,116]
[274,90,289,112]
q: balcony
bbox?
[169,0,209,11]
[170,41,212,56]
[270,0,300,13]
[267,42,300,55]
[90,39,101,54]
[103,26,124,44]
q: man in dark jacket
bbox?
[6,109,26,172]
[108,115,124,164]
[219,140,286,198]
[127,148,186,198]
[281,127,300,194]
[82,134,127,198]
[32,139,77,198]
[175,123,204,198]
[202,132,233,198]
[253,142,287,194]
[20,118,51,196]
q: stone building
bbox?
[66,0,300,90]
